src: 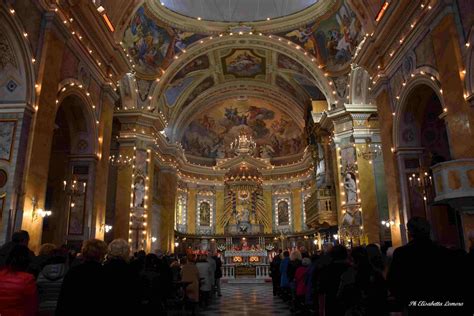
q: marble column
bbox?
[91,92,115,240]
[20,28,66,253]
[263,188,273,233]
[376,90,406,246]
[157,168,177,252]
[291,186,302,232]
[112,146,134,241]
[431,14,474,159]
[187,185,197,234]
[215,187,224,234]
[355,145,380,244]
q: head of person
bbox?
[144,253,159,270]
[107,239,131,262]
[44,249,67,265]
[407,216,431,240]
[11,230,30,246]
[290,250,302,261]
[81,239,107,263]
[330,244,348,261]
[278,249,283,255]
[6,245,31,272]
[39,243,57,257]
[198,254,207,262]
[302,257,311,267]
[283,250,290,258]
[350,246,369,267]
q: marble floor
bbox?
[201,282,292,316]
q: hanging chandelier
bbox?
[356,137,381,163]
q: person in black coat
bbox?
[387,217,467,315]
[212,255,223,296]
[270,250,282,296]
[102,239,141,315]
[56,239,107,316]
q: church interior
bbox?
[0,0,473,315]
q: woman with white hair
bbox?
[102,239,141,314]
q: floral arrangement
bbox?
[265,244,275,251]
[217,244,226,252]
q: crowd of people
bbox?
[0,216,473,315]
[0,233,223,316]
[270,217,474,315]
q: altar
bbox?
[221,250,271,282]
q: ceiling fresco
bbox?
[181,97,305,162]
[221,49,266,78]
[278,1,362,73]
[123,1,361,77]
[123,6,205,77]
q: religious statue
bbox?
[344,173,357,204]
[133,178,145,208]
[199,202,211,226]
[237,207,250,223]
[277,201,289,226]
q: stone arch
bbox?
[394,76,445,149]
[150,35,335,110]
[169,81,306,142]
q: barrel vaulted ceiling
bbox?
[116,0,365,164]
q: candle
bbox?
[63,180,67,190]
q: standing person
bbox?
[56,239,107,316]
[0,245,38,316]
[270,249,282,296]
[207,254,216,298]
[102,239,141,315]
[295,257,311,311]
[387,217,466,314]
[0,230,35,270]
[279,251,291,301]
[212,254,223,297]
[318,244,350,316]
[196,254,212,307]
[36,249,68,316]
[181,256,200,315]
[140,254,161,314]
[338,246,388,316]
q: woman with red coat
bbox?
[294,257,311,311]
[0,244,38,316]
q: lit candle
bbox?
[83,182,86,193]
[63,180,67,190]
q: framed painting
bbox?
[0,120,17,161]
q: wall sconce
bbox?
[151,236,157,243]
[31,197,52,221]
[100,223,113,233]
[381,220,395,228]
[174,241,179,247]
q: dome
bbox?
[159,0,319,22]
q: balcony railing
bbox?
[431,159,474,202]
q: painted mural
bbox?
[277,54,304,73]
[181,98,305,161]
[0,120,16,161]
[222,49,266,78]
[182,76,215,108]
[276,75,304,104]
[281,2,362,72]
[123,6,204,76]
[292,74,325,100]
[164,76,196,106]
[171,55,209,83]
